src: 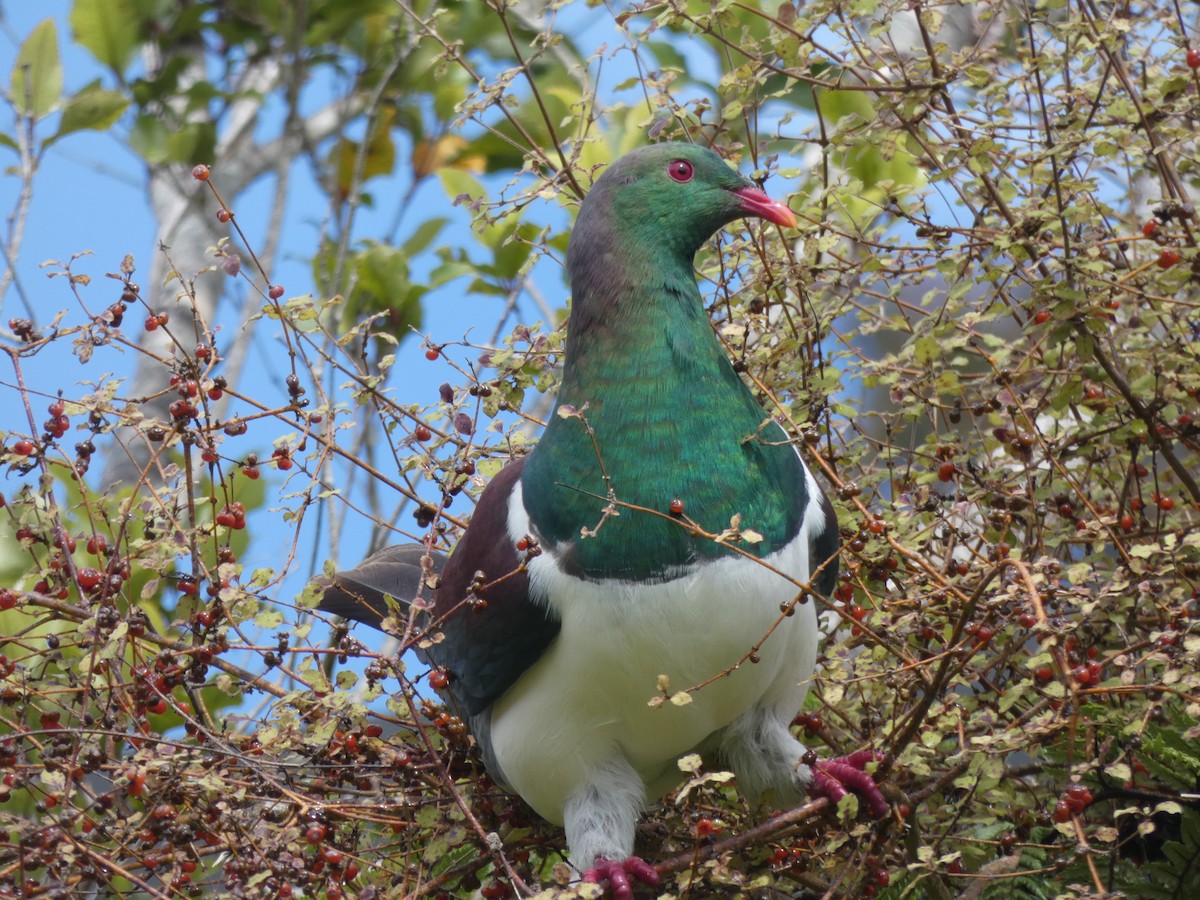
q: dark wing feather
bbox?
[316,543,445,631]
[428,458,560,717]
[809,492,840,600]
[314,458,560,719]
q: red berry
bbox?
[1189,48,1200,69]
[216,208,232,223]
[144,314,159,332]
[304,824,327,844]
[1064,783,1093,812]
[1052,799,1072,823]
[669,498,685,515]
[77,567,103,591]
[695,818,715,837]
[1032,309,1051,325]
[1158,495,1175,511]
[1035,665,1054,682]
[208,386,223,400]
[242,464,260,479]
[1142,220,1159,237]
[195,343,211,361]
[12,439,33,456]
[268,284,284,300]
[192,164,210,181]
[414,425,432,442]
[47,399,65,417]
[429,670,449,690]
[425,347,440,361]
[1158,248,1180,269]
[168,399,193,419]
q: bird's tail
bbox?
[314,543,446,632]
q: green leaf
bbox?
[11,19,63,119]
[48,83,128,146]
[437,167,486,208]
[164,121,216,165]
[914,335,940,365]
[253,608,284,629]
[70,0,143,72]
[129,113,169,163]
[401,217,448,258]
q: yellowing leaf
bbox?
[413,134,485,178]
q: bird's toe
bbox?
[810,749,889,817]
[582,856,660,899]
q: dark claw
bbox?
[582,856,660,899]
[812,750,888,817]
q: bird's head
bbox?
[569,142,796,271]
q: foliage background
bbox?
[0,0,1197,897]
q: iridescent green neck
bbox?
[522,259,806,581]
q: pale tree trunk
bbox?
[102,43,353,486]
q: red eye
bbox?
[667,159,694,183]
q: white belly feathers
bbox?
[488,481,820,825]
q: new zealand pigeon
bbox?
[316,143,887,898]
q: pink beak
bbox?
[732,185,797,228]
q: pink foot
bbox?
[810,748,889,817]
[582,856,660,900]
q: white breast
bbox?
[486,480,821,825]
